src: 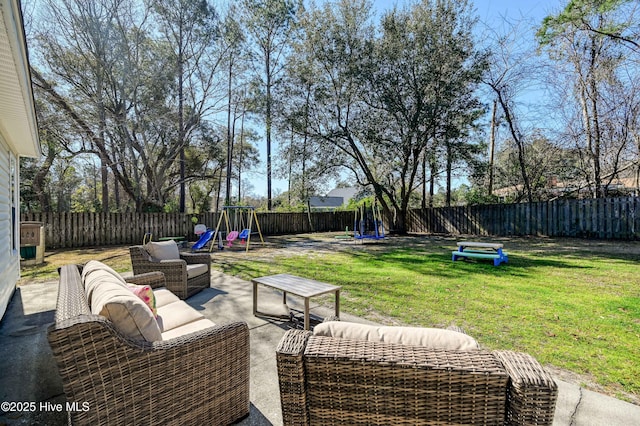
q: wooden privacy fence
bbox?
[20,197,640,249]
[407,196,640,239]
[20,210,355,249]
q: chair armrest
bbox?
[125,271,166,289]
[493,350,558,426]
[48,319,250,425]
[276,329,313,426]
[180,252,212,265]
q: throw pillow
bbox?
[127,284,157,317]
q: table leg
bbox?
[335,290,340,318]
[252,281,258,317]
[304,297,310,331]
[282,291,287,306]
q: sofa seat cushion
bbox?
[314,321,480,351]
[90,276,162,342]
[186,263,208,279]
[156,300,205,332]
[145,240,180,260]
[153,288,181,308]
[161,318,215,340]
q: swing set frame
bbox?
[212,206,265,252]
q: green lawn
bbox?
[216,237,640,402]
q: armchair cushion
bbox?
[91,276,162,342]
[186,263,209,278]
[146,240,180,260]
[313,321,479,350]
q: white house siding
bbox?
[0,134,19,321]
[0,0,41,322]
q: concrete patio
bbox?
[1,270,639,425]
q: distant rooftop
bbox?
[309,187,359,210]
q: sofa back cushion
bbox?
[145,240,180,261]
[314,321,479,351]
[90,275,162,342]
[82,260,128,305]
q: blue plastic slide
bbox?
[191,229,214,251]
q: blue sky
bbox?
[249,0,567,198]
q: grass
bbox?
[18,246,132,282]
[20,234,639,403]
[215,236,640,403]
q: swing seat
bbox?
[227,231,239,247]
[238,229,250,240]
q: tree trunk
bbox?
[226,54,234,206]
[488,99,497,195]
[266,57,273,210]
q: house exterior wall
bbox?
[0,0,41,322]
[0,133,19,321]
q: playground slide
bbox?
[192,229,214,251]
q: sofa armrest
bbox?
[493,350,558,426]
[48,318,250,425]
[276,329,313,426]
[125,271,166,289]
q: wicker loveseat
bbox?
[48,263,250,426]
[277,322,558,426]
[129,241,211,299]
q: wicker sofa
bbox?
[277,322,558,426]
[48,262,250,426]
[129,241,211,299]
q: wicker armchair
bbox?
[277,328,558,426]
[129,245,211,299]
[48,265,250,426]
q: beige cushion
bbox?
[161,318,215,340]
[153,288,181,308]
[82,260,128,305]
[156,300,205,332]
[91,275,162,342]
[314,321,479,351]
[145,240,180,260]
[186,263,208,279]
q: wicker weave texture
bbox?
[48,265,250,425]
[129,246,211,299]
[494,350,558,426]
[277,329,558,426]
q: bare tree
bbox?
[241,0,299,210]
[538,0,640,197]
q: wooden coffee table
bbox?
[252,273,341,330]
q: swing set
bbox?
[354,200,385,241]
[212,206,264,252]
